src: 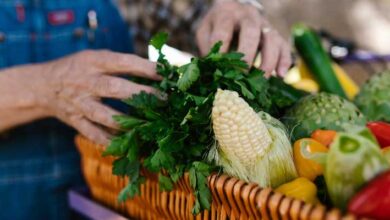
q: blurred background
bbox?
[116,0,390,84]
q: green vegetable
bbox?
[283,92,367,141]
[293,23,346,98]
[355,70,390,122]
[302,127,389,211]
[326,130,389,210]
[103,33,304,214]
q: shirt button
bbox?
[0,32,5,43]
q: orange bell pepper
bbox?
[311,130,337,146]
[293,138,328,181]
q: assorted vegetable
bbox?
[348,170,390,220]
[302,128,389,211]
[288,24,390,219]
[100,31,390,219]
[367,121,390,148]
[283,92,366,141]
[355,70,390,122]
[275,177,318,204]
[103,33,304,214]
[293,138,327,181]
[292,23,346,98]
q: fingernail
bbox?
[278,67,288,77]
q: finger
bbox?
[92,75,157,99]
[237,19,261,65]
[210,16,235,53]
[276,44,292,77]
[260,32,281,76]
[196,15,212,56]
[67,114,111,146]
[76,98,122,130]
[80,50,161,80]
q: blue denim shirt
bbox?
[0,1,132,219]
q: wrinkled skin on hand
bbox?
[0,50,160,145]
[196,0,291,76]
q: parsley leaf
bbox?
[207,41,222,56]
[158,131,188,153]
[169,165,185,183]
[137,120,169,141]
[189,162,213,214]
[177,60,200,91]
[102,131,133,156]
[126,131,139,162]
[112,157,129,177]
[150,32,168,50]
[246,69,267,92]
[159,174,174,191]
[113,115,145,129]
[118,177,145,202]
[223,52,245,60]
[123,92,165,110]
[235,80,255,100]
[123,92,165,120]
[147,149,175,171]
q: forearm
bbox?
[0,108,48,131]
[0,66,48,132]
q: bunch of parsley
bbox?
[102,33,305,214]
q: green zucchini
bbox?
[293,23,346,98]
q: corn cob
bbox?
[210,89,297,187]
[212,89,272,167]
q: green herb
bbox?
[150,32,168,50]
[103,33,305,214]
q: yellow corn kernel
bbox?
[212,89,272,168]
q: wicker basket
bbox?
[75,135,357,220]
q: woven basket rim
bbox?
[75,134,357,220]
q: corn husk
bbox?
[208,110,297,188]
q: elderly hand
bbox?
[196,0,291,76]
[0,50,160,145]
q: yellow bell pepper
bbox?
[332,63,359,100]
[296,59,359,100]
[297,59,314,80]
[292,78,319,93]
[293,138,328,181]
[275,177,319,204]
